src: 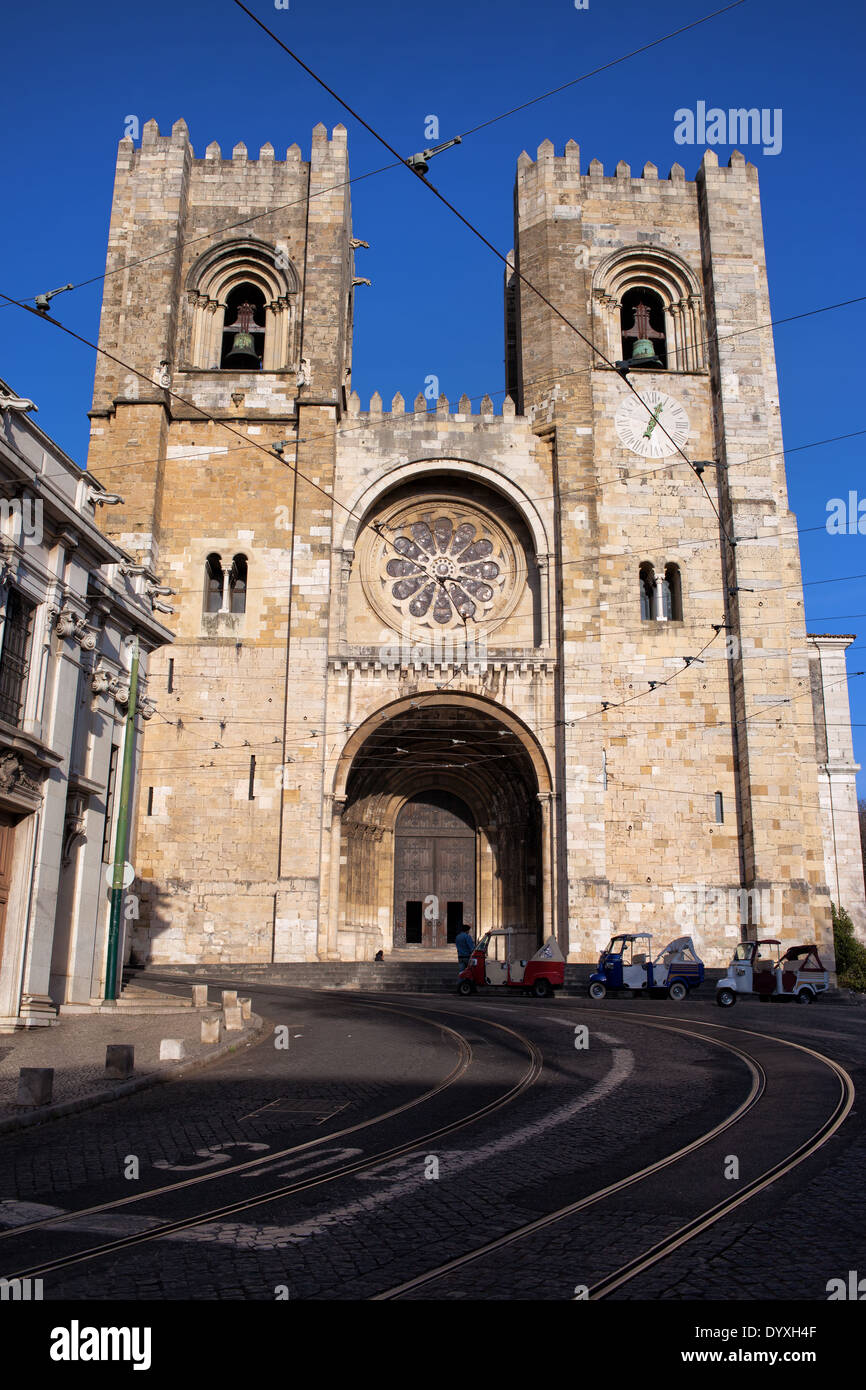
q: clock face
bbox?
[615,389,690,458]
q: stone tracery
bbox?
[361,492,525,636]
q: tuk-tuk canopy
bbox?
[654,936,703,966]
[530,935,565,964]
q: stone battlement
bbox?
[516,139,756,184]
[347,391,521,420]
[123,118,347,165]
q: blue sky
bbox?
[1,0,865,791]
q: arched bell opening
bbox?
[620,287,667,369]
[220,282,267,369]
[333,700,547,960]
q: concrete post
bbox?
[105,1045,134,1079]
[16,1068,54,1106]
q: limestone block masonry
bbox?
[87,122,865,971]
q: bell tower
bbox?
[87,119,360,965]
[508,141,835,956]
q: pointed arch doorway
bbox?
[394,790,475,949]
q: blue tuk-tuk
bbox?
[588,933,704,1001]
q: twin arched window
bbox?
[204,553,247,615]
[640,562,683,622]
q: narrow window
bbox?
[204,553,223,614]
[0,587,36,726]
[664,563,683,621]
[620,287,667,369]
[102,744,119,861]
[715,791,724,824]
[248,754,256,800]
[146,786,154,816]
[229,555,248,615]
[167,658,174,693]
[602,749,608,791]
[221,283,267,370]
[639,563,655,621]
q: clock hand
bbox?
[642,403,664,439]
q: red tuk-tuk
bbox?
[458,930,565,998]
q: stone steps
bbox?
[136,962,592,995]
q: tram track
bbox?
[0,998,543,1282]
[370,1009,855,1300]
[1,996,852,1301]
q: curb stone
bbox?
[0,1012,269,1138]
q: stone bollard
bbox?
[221,990,238,1010]
[16,1068,54,1107]
[105,1045,134,1079]
[201,1014,222,1045]
[159,1038,186,1061]
[239,997,252,1020]
[191,985,209,1008]
[223,1005,243,1032]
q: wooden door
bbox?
[393,792,475,948]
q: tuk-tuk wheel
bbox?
[716,987,736,1008]
[588,981,607,1000]
[532,979,552,999]
[457,980,474,997]
[797,989,814,1005]
[667,981,687,1002]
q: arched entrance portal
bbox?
[332,698,551,960]
[394,791,476,948]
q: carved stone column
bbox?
[536,553,550,648]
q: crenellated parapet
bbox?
[129,117,346,167]
[515,138,756,187]
[346,391,520,421]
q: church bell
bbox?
[223,302,264,368]
[629,338,659,363]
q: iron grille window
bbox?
[0,588,36,726]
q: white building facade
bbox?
[0,380,171,1029]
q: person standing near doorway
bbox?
[455,925,475,973]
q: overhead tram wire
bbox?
[230,0,751,547]
[112,556,866,617]
[140,666,865,785]
[6,14,859,581]
[9,26,856,770]
[13,309,861,493]
[3,310,737,746]
[8,277,860,563]
[0,290,433,580]
[453,2,749,140]
[0,160,403,314]
[3,0,746,318]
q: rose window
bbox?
[386,518,502,624]
[361,497,523,635]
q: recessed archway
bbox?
[328,695,553,960]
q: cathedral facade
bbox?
[87,118,865,969]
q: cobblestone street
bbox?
[0,981,862,1312]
